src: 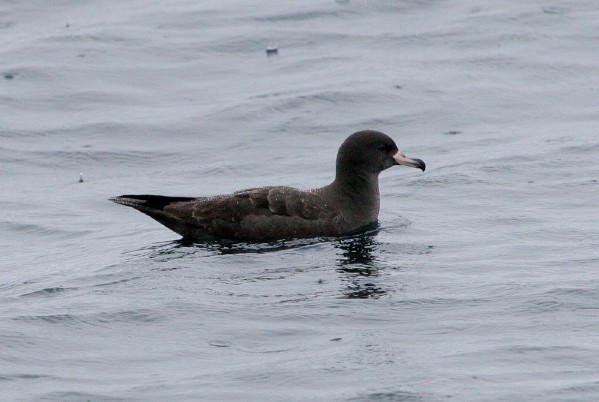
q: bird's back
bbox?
[112,186,345,241]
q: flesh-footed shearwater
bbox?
[111,130,425,241]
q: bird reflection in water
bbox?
[334,225,389,299]
[133,226,391,298]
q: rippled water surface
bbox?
[2,1,599,400]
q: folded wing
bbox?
[162,187,340,240]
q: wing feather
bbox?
[162,187,339,239]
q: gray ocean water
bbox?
[2,1,599,400]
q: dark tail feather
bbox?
[110,194,197,237]
[110,194,196,210]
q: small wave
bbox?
[13,308,164,326]
[539,287,599,311]
[271,89,382,113]
[13,314,83,325]
[95,308,163,324]
[413,172,484,186]
[0,373,56,381]
[391,296,489,308]
[37,391,123,402]
[20,287,77,298]
[30,149,180,165]
[1,221,93,240]
[542,6,568,15]
[206,36,269,53]
[253,9,354,23]
[557,142,599,155]
[347,390,425,402]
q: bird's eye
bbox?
[376,143,388,152]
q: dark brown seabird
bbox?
[111,130,425,241]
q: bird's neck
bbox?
[333,168,378,192]
[328,168,381,221]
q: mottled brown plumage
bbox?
[111,130,425,241]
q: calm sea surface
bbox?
[1,1,599,400]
